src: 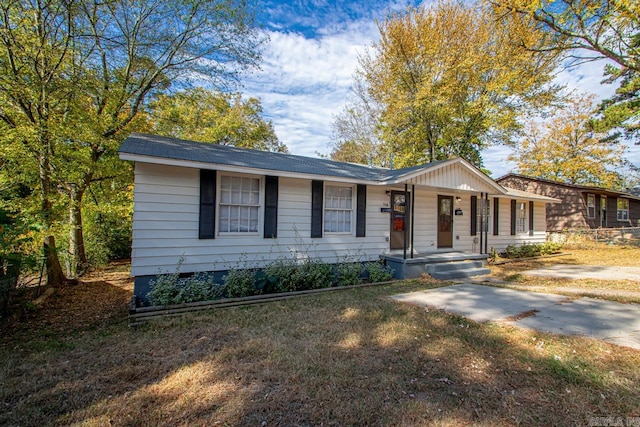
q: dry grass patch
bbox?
[1,266,639,426]
[489,248,640,303]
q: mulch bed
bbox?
[0,262,133,344]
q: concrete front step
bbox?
[427,260,491,280]
[381,252,491,280]
[429,267,491,280]
[426,260,485,274]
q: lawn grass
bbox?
[489,247,640,303]
[1,256,639,426]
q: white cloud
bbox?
[247,15,640,177]
[245,23,378,156]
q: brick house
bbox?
[497,174,640,231]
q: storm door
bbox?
[390,191,410,250]
[437,195,453,248]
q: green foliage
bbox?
[151,89,288,153]
[336,262,364,287]
[262,257,299,293]
[503,242,563,259]
[147,272,223,306]
[262,257,335,292]
[491,0,640,160]
[0,0,265,277]
[365,261,395,283]
[296,259,335,290]
[83,203,133,266]
[223,268,258,298]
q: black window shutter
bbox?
[356,184,366,237]
[510,199,517,235]
[264,175,278,238]
[470,195,477,236]
[529,201,534,236]
[199,169,216,239]
[493,198,499,236]
[311,180,323,238]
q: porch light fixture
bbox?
[456,196,462,202]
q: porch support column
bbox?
[484,192,489,254]
[403,183,408,260]
[479,192,484,254]
[411,184,415,259]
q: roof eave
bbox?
[119,152,381,185]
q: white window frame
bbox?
[586,194,596,219]
[324,184,354,234]
[476,198,491,234]
[217,173,262,235]
[617,198,629,222]
[516,201,527,234]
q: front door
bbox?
[390,191,410,250]
[600,196,607,227]
[438,195,453,248]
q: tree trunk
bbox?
[69,188,88,276]
[44,235,65,286]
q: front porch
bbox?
[381,251,490,280]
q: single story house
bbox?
[497,173,640,231]
[119,133,558,301]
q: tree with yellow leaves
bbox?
[509,93,628,188]
[333,0,561,169]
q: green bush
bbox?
[223,268,257,298]
[263,257,299,292]
[296,258,335,290]
[503,242,563,259]
[365,261,394,283]
[147,272,223,306]
[262,257,335,291]
[336,262,364,287]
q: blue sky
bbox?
[244,0,638,178]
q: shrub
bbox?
[147,272,223,306]
[296,258,334,290]
[365,261,394,283]
[336,262,364,287]
[263,257,299,292]
[503,242,563,259]
[223,268,257,298]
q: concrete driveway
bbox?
[523,265,640,281]
[392,284,640,349]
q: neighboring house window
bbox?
[617,198,629,221]
[586,194,596,219]
[219,175,260,233]
[516,201,527,233]
[476,198,491,234]
[324,185,353,233]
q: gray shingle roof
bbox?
[119,133,444,182]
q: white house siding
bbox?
[408,192,547,254]
[131,163,550,277]
[131,163,391,277]
[485,197,548,252]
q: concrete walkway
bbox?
[392,284,640,349]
